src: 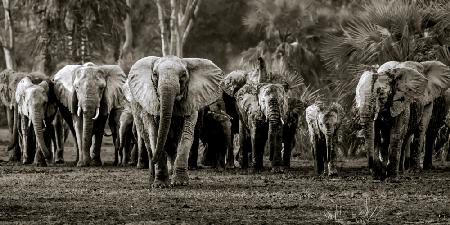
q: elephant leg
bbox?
[238,122,250,169]
[109,110,122,166]
[188,115,201,170]
[387,110,409,177]
[224,124,234,169]
[118,112,132,166]
[53,113,65,164]
[129,125,138,166]
[6,107,20,162]
[408,103,427,172]
[20,116,30,164]
[90,115,108,166]
[313,134,325,175]
[137,113,153,169]
[172,113,198,186]
[251,122,267,172]
[147,116,168,187]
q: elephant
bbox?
[194,98,234,170]
[0,69,28,161]
[221,58,302,171]
[116,80,143,167]
[52,63,126,166]
[356,60,450,178]
[305,102,343,176]
[127,55,224,187]
[15,74,56,166]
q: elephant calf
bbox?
[306,102,343,176]
[15,73,56,166]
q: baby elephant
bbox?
[306,102,343,176]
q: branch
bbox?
[181,0,197,29]
[155,0,169,56]
[181,0,201,46]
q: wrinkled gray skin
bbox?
[53,63,126,167]
[221,58,302,171]
[356,61,429,178]
[0,69,26,161]
[357,61,450,178]
[306,102,343,176]
[128,56,223,187]
[15,75,56,166]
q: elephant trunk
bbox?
[31,108,50,159]
[7,105,18,150]
[325,131,333,162]
[82,101,96,156]
[268,98,282,166]
[153,85,176,162]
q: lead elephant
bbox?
[356,61,450,178]
[127,56,224,187]
[53,63,126,166]
[15,74,55,166]
[306,102,343,176]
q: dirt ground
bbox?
[0,129,450,224]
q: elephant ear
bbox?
[180,58,224,115]
[377,61,400,74]
[355,71,376,115]
[128,56,160,115]
[420,61,450,104]
[99,65,127,112]
[122,79,132,103]
[52,65,82,113]
[390,67,427,117]
[15,77,33,116]
[221,70,248,96]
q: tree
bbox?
[0,0,15,70]
[21,0,128,74]
[155,0,201,57]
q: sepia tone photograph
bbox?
[0,0,450,224]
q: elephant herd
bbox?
[1,55,450,187]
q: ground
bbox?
[0,129,449,224]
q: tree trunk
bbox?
[2,0,15,70]
[119,0,133,70]
[155,0,169,56]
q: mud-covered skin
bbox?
[354,61,450,179]
[306,102,343,176]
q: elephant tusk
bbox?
[92,108,100,120]
[43,120,47,128]
[9,103,12,110]
[77,106,82,117]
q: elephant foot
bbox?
[91,158,103,167]
[327,163,338,177]
[136,162,145,169]
[128,161,137,166]
[34,160,47,167]
[22,158,32,165]
[54,158,65,164]
[77,159,90,167]
[271,166,284,174]
[407,167,422,174]
[171,168,189,186]
[151,179,170,188]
